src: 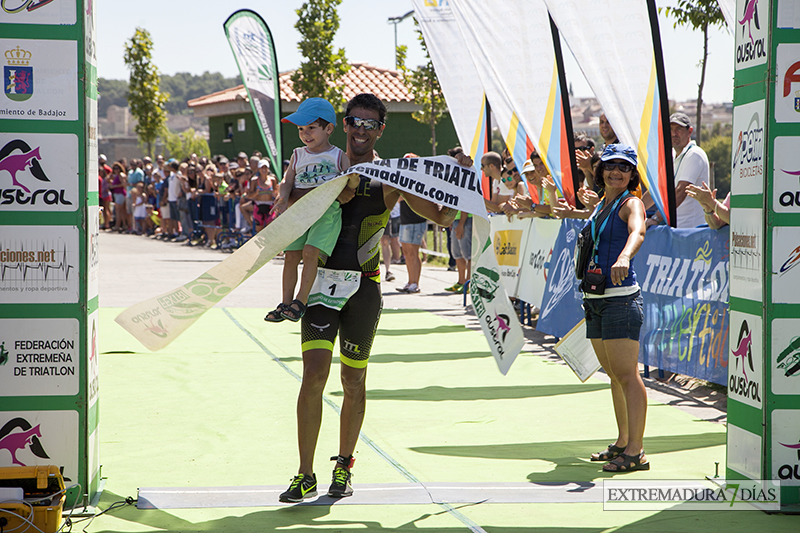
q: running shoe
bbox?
[396,284,410,292]
[444,283,463,292]
[385,271,395,282]
[279,473,317,503]
[405,283,420,293]
[327,467,353,498]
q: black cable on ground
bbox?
[60,497,136,533]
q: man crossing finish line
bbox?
[279,93,471,502]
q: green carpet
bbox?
[86,307,796,532]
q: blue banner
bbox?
[638,226,729,385]
[535,222,730,385]
[537,219,584,338]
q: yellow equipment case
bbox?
[0,465,64,533]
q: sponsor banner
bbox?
[773,137,800,212]
[727,424,763,480]
[734,0,769,71]
[0,38,78,121]
[0,410,78,483]
[87,309,98,407]
[771,318,800,396]
[0,225,80,303]
[0,132,79,211]
[0,0,76,25]
[772,409,800,485]
[87,205,98,300]
[771,226,800,303]
[224,10,282,173]
[729,208,763,302]
[539,222,731,385]
[603,479,780,511]
[730,99,765,196]
[775,43,800,123]
[469,216,525,375]
[0,318,80,396]
[639,226,730,386]
[516,218,561,309]
[727,311,762,408]
[778,0,800,29]
[84,0,96,66]
[490,215,529,298]
[537,219,585,338]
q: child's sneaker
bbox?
[279,473,317,503]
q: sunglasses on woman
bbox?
[604,162,634,173]
[344,116,384,131]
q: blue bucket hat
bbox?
[600,144,637,166]
[281,97,336,126]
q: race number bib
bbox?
[307,268,361,310]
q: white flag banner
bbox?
[448,0,576,203]
[116,157,525,374]
[717,0,736,32]
[545,0,674,225]
[411,0,486,160]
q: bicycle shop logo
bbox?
[729,319,760,402]
[777,335,800,379]
[777,169,800,208]
[0,417,50,467]
[0,139,72,207]
[736,0,766,66]
[4,45,33,101]
[731,111,763,178]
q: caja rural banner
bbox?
[117,157,525,374]
[224,10,282,172]
[536,221,730,385]
[545,0,675,225]
[516,218,561,309]
[448,0,574,204]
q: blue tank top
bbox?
[592,195,637,289]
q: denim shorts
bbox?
[399,222,427,244]
[584,291,643,341]
[451,217,473,260]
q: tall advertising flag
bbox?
[410,0,492,199]
[224,10,282,173]
[448,0,578,206]
[545,0,677,226]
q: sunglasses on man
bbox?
[344,116,384,131]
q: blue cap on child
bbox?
[281,97,337,126]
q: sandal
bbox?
[603,452,650,472]
[264,303,288,323]
[281,299,307,322]
[591,443,626,462]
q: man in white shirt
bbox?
[645,112,709,229]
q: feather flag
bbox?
[545,0,676,225]
[448,0,577,206]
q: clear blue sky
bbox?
[97,0,734,104]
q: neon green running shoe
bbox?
[279,473,317,503]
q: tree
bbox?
[662,0,726,146]
[97,78,129,117]
[291,0,350,109]
[163,128,210,161]
[397,26,448,155]
[123,28,169,156]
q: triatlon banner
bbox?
[116,157,525,374]
[223,10,282,173]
